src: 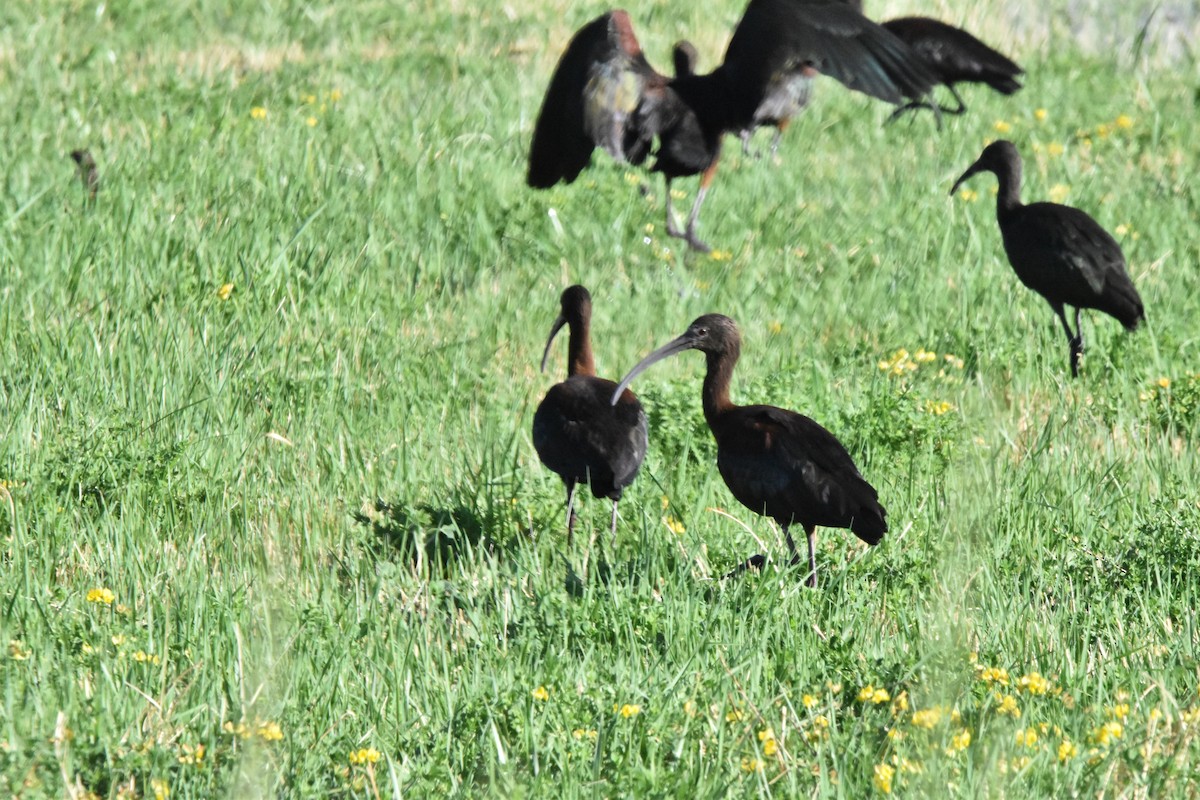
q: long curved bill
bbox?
[949,159,984,197]
[610,333,695,405]
[539,314,567,373]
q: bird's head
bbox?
[950,139,1020,196]
[610,314,740,405]
[541,285,593,373]
[672,40,698,78]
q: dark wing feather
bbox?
[715,405,887,544]
[882,17,1023,92]
[721,0,938,128]
[1004,203,1144,329]
[527,11,666,188]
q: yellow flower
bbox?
[1181,707,1200,726]
[978,666,1009,686]
[1015,727,1038,748]
[1156,377,1170,389]
[911,708,942,729]
[222,721,250,739]
[250,106,267,120]
[1057,739,1078,762]
[1049,184,1070,203]
[306,116,318,127]
[812,715,830,728]
[1106,703,1130,720]
[1092,721,1123,746]
[531,685,550,701]
[768,320,782,335]
[80,642,95,655]
[349,747,381,765]
[572,728,598,740]
[1034,108,1047,122]
[150,779,169,800]
[302,93,317,104]
[87,588,115,605]
[329,89,343,102]
[741,756,764,773]
[669,189,687,200]
[709,249,732,262]
[925,400,954,416]
[217,283,234,301]
[1017,672,1050,695]
[994,120,1012,134]
[802,694,818,709]
[898,757,923,774]
[891,692,909,714]
[958,187,979,203]
[758,731,778,756]
[178,744,205,766]
[133,650,161,665]
[619,703,641,718]
[116,603,132,615]
[257,721,283,741]
[913,349,936,363]
[8,640,30,660]
[949,729,971,753]
[1115,114,1133,130]
[1095,123,1111,139]
[996,694,1021,717]
[857,685,890,704]
[873,763,895,794]
[663,516,685,535]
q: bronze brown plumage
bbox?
[528,1,938,252]
[612,315,886,586]
[70,149,99,202]
[950,140,1144,377]
[534,286,648,544]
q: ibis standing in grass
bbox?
[527,1,937,252]
[950,140,1144,377]
[534,286,648,545]
[611,315,886,586]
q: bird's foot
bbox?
[684,228,711,254]
[723,554,766,579]
[1069,337,1084,377]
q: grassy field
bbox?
[2,0,1199,797]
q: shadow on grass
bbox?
[353,499,488,572]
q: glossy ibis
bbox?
[950,140,1144,377]
[880,16,1023,126]
[527,1,938,252]
[70,149,99,202]
[611,315,886,586]
[533,286,648,545]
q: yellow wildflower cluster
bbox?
[257,722,284,741]
[857,685,890,704]
[217,283,234,301]
[617,703,641,718]
[878,348,964,378]
[948,729,971,753]
[132,650,161,665]
[873,763,895,793]
[1106,702,1130,720]
[740,756,763,773]
[803,714,831,744]
[925,400,954,416]
[977,666,1009,686]
[757,729,778,756]
[572,728,597,741]
[532,685,549,701]
[1092,721,1123,746]
[1057,739,1078,762]
[802,694,818,709]
[1016,672,1051,695]
[149,778,169,800]
[910,707,943,729]
[958,187,979,203]
[250,106,267,120]
[995,694,1021,717]
[8,640,30,660]
[663,516,685,535]
[1014,727,1039,748]
[1048,184,1071,203]
[349,747,381,765]
[177,744,205,766]
[709,249,732,262]
[86,588,116,605]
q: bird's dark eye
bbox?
[696,327,708,337]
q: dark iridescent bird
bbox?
[612,315,886,586]
[70,149,99,202]
[527,1,938,252]
[671,38,805,158]
[534,286,648,544]
[950,140,1144,377]
[880,16,1023,126]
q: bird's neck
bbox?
[701,349,738,425]
[993,160,1023,218]
[567,321,595,377]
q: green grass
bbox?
[2,0,1200,797]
